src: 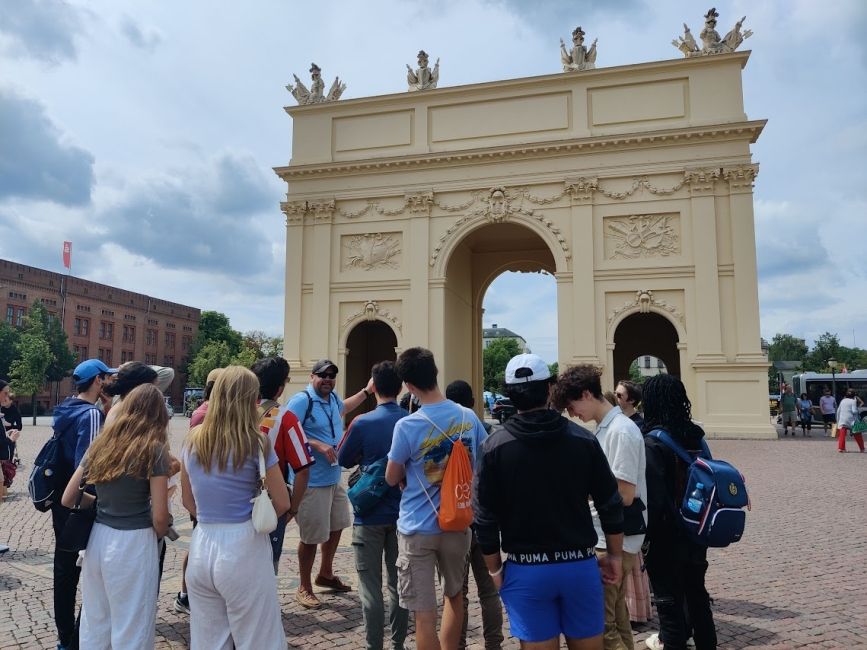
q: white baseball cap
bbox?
[505,353,551,384]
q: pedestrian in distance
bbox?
[0,380,21,503]
[189,367,224,428]
[337,360,410,650]
[819,388,837,436]
[641,374,717,650]
[61,384,171,649]
[385,347,488,650]
[779,386,798,436]
[616,380,645,431]
[180,366,290,650]
[444,379,504,650]
[798,393,813,437]
[285,359,374,609]
[835,389,864,453]
[552,365,646,650]
[475,353,625,650]
[49,358,117,650]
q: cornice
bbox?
[274,121,766,181]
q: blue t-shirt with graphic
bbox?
[286,385,345,487]
[388,399,487,535]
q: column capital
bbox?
[565,176,598,204]
[722,164,760,194]
[308,199,336,224]
[405,190,434,216]
[281,200,307,226]
[684,168,721,196]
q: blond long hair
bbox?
[188,365,266,472]
[86,383,169,483]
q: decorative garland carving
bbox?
[341,300,402,334]
[607,289,684,328]
[344,233,401,270]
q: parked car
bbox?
[491,397,516,424]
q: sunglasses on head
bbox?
[316,372,337,380]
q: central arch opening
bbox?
[442,221,557,413]
[612,312,680,386]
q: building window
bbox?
[145,353,156,365]
[166,322,176,329]
[146,329,157,347]
[164,355,175,367]
[148,318,158,326]
[182,335,192,351]
[99,321,114,340]
[99,348,113,366]
[5,306,12,324]
[15,307,25,326]
[122,325,136,344]
[101,309,115,317]
[165,332,175,348]
[121,350,134,363]
[76,304,91,313]
[644,356,651,369]
[73,345,88,361]
[124,314,136,321]
[73,317,90,336]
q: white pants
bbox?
[187,520,286,650]
[80,523,159,650]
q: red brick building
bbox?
[1,259,200,411]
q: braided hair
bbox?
[641,373,693,438]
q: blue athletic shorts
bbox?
[499,557,603,642]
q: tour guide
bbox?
[472,353,625,647]
[285,359,374,609]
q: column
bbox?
[565,177,600,364]
[723,164,765,361]
[281,200,306,366]
[406,192,433,346]
[308,199,335,360]
[686,169,725,361]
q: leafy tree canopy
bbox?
[483,338,522,393]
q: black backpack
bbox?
[29,433,68,512]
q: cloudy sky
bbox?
[1,0,864,364]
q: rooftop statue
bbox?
[560,26,597,72]
[673,7,752,57]
[407,50,439,91]
[286,63,346,105]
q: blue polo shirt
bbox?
[286,385,344,487]
[338,401,408,526]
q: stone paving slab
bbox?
[1,419,866,648]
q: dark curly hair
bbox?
[641,374,693,437]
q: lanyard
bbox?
[315,393,337,442]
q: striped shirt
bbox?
[258,401,315,481]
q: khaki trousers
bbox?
[597,549,636,650]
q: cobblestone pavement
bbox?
[1,417,866,648]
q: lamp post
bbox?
[828,358,838,402]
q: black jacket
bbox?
[472,409,624,556]
[644,422,707,543]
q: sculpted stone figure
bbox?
[673,8,752,57]
[286,63,346,105]
[407,50,439,91]
[560,26,597,72]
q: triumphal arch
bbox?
[276,47,774,438]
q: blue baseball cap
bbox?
[73,359,118,385]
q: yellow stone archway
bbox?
[276,51,774,437]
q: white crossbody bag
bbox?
[251,448,278,534]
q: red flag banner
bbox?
[62,241,71,269]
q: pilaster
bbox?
[565,177,598,361]
[281,200,306,365]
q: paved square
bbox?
[1,418,865,649]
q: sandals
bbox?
[295,588,321,609]
[314,574,352,592]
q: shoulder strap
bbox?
[257,399,280,420]
[650,429,713,463]
[302,391,314,426]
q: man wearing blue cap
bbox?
[51,358,117,650]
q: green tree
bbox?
[482,338,521,392]
[241,330,283,359]
[25,301,75,382]
[187,340,235,385]
[629,359,643,383]
[767,334,808,364]
[0,321,20,380]
[192,311,242,357]
[548,361,559,378]
[10,331,52,424]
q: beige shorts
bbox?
[396,529,471,612]
[296,483,352,545]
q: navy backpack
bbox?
[29,433,67,512]
[649,430,750,548]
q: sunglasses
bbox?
[615,392,627,399]
[316,372,337,380]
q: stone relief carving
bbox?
[607,290,684,327]
[286,63,346,104]
[308,199,336,222]
[343,233,402,271]
[560,26,597,71]
[406,191,435,215]
[684,168,721,195]
[281,200,307,225]
[406,50,439,91]
[341,300,402,334]
[336,192,434,219]
[673,8,752,57]
[605,214,680,260]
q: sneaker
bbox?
[296,587,321,609]
[645,633,664,650]
[174,592,190,614]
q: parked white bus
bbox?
[791,370,867,421]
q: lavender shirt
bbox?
[183,445,278,523]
